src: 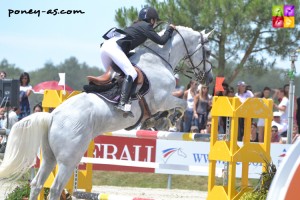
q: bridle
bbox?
[174,29,212,83]
[142,28,212,83]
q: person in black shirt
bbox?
[88,7,176,113]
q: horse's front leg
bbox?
[161,95,187,116]
[159,96,187,130]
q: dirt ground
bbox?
[74,185,207,200]
[0,183,207,200]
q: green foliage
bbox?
[240,190,268,200]
[4,183,50,200]
[5,183,30,200]
[240,161,276,200]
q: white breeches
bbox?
[100,36,137,80]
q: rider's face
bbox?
[151,19,157,26]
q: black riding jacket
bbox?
[116,21,174,54]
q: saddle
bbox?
[83,65,151,130]
[87,66,144,85]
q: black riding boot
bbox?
[115,75,134,117]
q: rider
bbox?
[88,7,176,113]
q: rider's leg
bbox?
[116,75,133,111]
[103,40,137,112]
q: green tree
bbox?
[114,0,300,83]
[0,59,23,79]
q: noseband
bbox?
[174,29,212,83]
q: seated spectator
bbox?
[271,125,283,143]
[272,111,287,136]
[250,122,259,142]
[201,121,211,134]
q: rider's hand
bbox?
[169,24,176,30]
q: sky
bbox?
[0,0,146,72]
[0,0,299,75]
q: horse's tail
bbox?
[0,112,52,180]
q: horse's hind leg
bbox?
[30,157,57,199]
[48,162,78,200]
[29,142,57,199]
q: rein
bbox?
[143,27,212,82]
[174,29,212,83]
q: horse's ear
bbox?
[205,29,214,38]
[200,29,206,35]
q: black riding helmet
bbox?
[138,7,160,22]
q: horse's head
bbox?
[173,26,214,86]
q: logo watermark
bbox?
[272,5,295,28]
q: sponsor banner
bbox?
[88,136,156,173]
[155,140,291,178]
[35,135,292,179]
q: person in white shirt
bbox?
[274,88,289,124]
[272,111,287,137]
[235,81,254,141]
[0,107,19,153]
[235,81,254,103]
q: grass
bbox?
[92,171,258,191]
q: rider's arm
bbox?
[144,24,175,45]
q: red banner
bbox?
[85,136,156,173]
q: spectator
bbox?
[274,88,288,124]
[250,122,259,142]
[33,103,43,113]
[183,80,197,132]
[172,74,184,98]
[235,81,254,103]
[254,86,271,98]
[227,87,235,97]
[0,106,20,153]
[193,84,212,132]
[235,81,254,141]
[257,86,273,142]
[272,111,287,137]
[18,72,33,120]
[0,71,7,79]
[271,125,282,143]
[200,120,212,134]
